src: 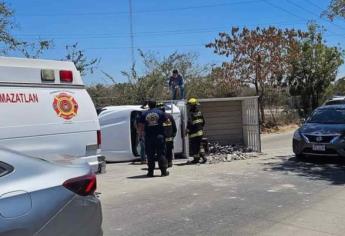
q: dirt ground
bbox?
[261,123,299,134]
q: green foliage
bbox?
[87,83,137,107]
[87,51,243,108]
[0,2,52,57]
[206,26,305,123]
[324,0,345,20]
[287,24,344,116]
[20,40,53,59]
[63,43,100,76]
[323,77,345,101]
[185,67,242,98]
[0,1,20,54]
[121,50,212,103]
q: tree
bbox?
[0,1,21,54]
[63,43,100,76]
[20,40,53,59]
[323,77,345,101]
[207,26,304,123]
[287,24,343,116]
[87,51,223,107]
[197,66,242,98]
[137,49,209,83]
[324,0,345,20]
[121,50,210,103]
[0,2,52,57]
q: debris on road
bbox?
[206,142,259,164]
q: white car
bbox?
[99,103,186,162]
[0,148,103,236]
[0,57,105,173]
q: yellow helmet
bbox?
[187,98,199,105]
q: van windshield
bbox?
[307,108,345,124]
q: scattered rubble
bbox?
[206,142,259,164]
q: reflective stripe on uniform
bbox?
[166,137,174,142]
[163,119,172,127]
[192,119,203,125]
[190,130,203,138]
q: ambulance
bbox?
[0,57,105,173]
[99,102,189,162]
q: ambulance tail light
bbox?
[60,70,73,83]
[97,130,102,148]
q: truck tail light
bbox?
[60,70,73,83]
[63,174,97,196]
[97,130,102,147]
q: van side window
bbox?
[0,162,14,177]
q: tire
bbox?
[295,154,305,161]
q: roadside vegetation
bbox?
[88,22,344,130]
[1,0,345,129]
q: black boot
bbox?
[161,169,170,177]
[201,156,207,164]
[147,170,154,177]
[186,159,199,165]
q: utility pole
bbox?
[128,0,135,67]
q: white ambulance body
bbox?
[99,104,185,162]
[0,57,105,173]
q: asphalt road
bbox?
[99,132,345,236]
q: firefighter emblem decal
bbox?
[53,93,78,120]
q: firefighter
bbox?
[187,98,207,164]
[157,102,177,168]
[138,100,169,177]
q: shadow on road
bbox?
[140,167,164,171]
[262,155,345,185]
[175,162,196,166]
[127,174,150,179]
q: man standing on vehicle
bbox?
[138,100,169,177]
[187,98,207,164]
[169,69,184,100]
[157,102,177,168]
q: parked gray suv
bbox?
[293,105,345,158]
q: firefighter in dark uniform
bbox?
[138,100,169,177]
[187,98,207,164]
[157,102,177,168]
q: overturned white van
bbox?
[99,103,186,162]
[0,57,105,173]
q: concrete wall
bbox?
[199,100,243,145]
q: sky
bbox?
[5,0,345,84]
